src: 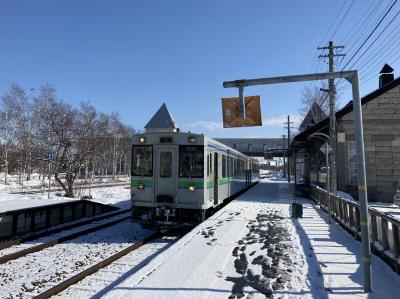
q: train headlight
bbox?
[139,137,146,144]
[188,186,195,192]
[137,184,145,190]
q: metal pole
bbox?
[325,144,331,224]
[351,72,372,292]
[238,86,245,118]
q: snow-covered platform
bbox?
[0,196,75,213]
[101,180,400,299]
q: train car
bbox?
[131,131,259,228]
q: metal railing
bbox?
[311,187,400,273]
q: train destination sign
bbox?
[221,95,262,128]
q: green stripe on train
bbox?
[218,177,235,185]
[131,178,153,187]
[177,181,204,188]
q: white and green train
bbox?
[131,131,259,227]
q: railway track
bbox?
[0,217,156,298]
[0,210,131,264]
[35,232,160,299]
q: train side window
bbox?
[222,155,227,178]
[132,145,153,177]
[207,154,209,176]
[179,145,204,178]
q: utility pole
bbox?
[284,115,294,183]
[318,41,345,195]
[281,134,286,178]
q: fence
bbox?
[311,187,400,273]
[0,200,118,240]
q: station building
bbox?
[291,65,400,203]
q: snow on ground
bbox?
[95,180,400,299]
[0,220,153,298]
[87,185,131,209]
[0,184,131,213]
[55,236,177,298]
[294,196,400,299]
[100,180,307,299]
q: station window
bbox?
[132,145,153,177]
[179,145,204,178]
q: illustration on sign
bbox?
[221,96,262,128]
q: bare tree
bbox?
[298,83,329,118]
[1,83,135,195]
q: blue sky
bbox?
[1,0,399,138]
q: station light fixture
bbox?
[187,186,195,192]
[139,136,146,144]
[137,184,145,190]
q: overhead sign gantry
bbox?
[222,70,372,293]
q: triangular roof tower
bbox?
[145,103,180,133]
[380,63,394,74]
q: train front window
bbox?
[132,145,153,177]
[179,145,204,178]
[160,151,172,178]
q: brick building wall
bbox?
[337,85,400,201]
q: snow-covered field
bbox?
[0,181,131,213]
[0,220,153,298]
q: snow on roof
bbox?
[144,103,180,132]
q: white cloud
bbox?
[184,120,223,132]
[262,115,301,127]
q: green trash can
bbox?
[291,203,303,218]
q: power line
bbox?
[319,0,347,45]
[330,0,356,40]
[347,8,400,70]
[344,0,386,53]
[342,0,382,45]
[341,0,398,71]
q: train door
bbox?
[214,152,218,205]
[154,146,177,203]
